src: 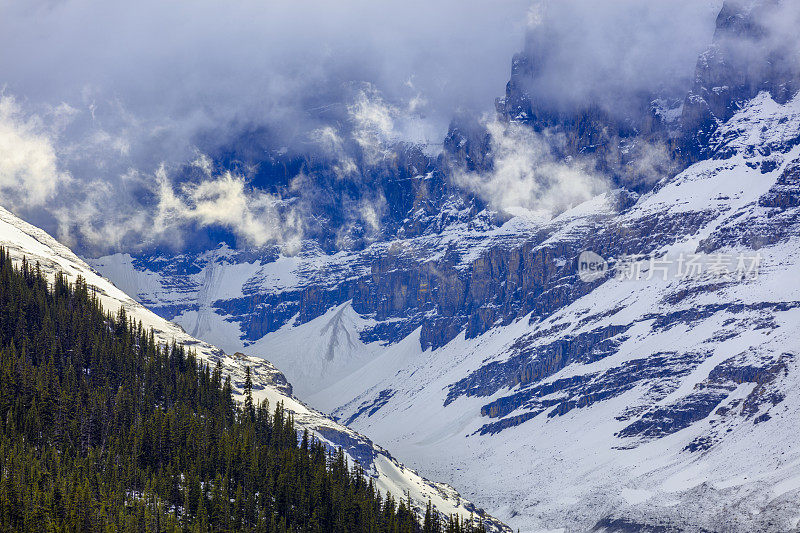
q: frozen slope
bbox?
[0,205,510,533]
[94,91,800,532]
[322,92,800,531]
[244,301,385,403]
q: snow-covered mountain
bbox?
[0,205,509,532]
[93,91,800,531]
[89,1,800,531]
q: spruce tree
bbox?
[0,248,475,533]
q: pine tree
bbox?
[0,248,460,533]
[244,365,255,422]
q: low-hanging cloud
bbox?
[0,0,532,252]
[50,155,306,254]
[0,95,71,209]
[707,0,800,106]
[454,119,609,220]
[2,0,794,255]
[154,161,304,252]
[461,0,800,218]
[0,0,533,163]
[521,0,722,113]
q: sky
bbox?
[0,0,746,255]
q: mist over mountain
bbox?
[0,0,744,256]
[1,0,530,252]
[3,1,800,530]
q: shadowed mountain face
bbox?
[90,1,800,531]
[680,0,800,163]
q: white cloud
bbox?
[521,0,721,112]
[47,154,304,254]
[0,95,71,208]
[455,119,609,220]
[622,140,679,189]
[1,0,792,255]
[348,87,399,166]
[53,174,150,251]
[311,126,358,179]
[154,165,303,251]
[0,0,532,174]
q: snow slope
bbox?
[244,301,385,401]
[94,91,800,532]
[0,205,509,532]
[320,92,800,532]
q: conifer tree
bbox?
[244,365,255,422]
[0,248,486,533]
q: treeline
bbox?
[0,249,487,533]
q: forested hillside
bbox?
[0,249,484,533]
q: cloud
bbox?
[454,119,609,220]
[0,0,533,252]
[1,0,794,255]
[707,0,800,103]
[53,173,151,252]
[621,140,680,189]
[0,95,71,208]
[312,86,403,175]
[349,87,398,166]
[520,0,722,113]
[50,157,305,254]
[154,162,303,252]
[0,0,532,165]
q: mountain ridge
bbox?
[87,1,800,530]
[0,204,510,532]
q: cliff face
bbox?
[90,1,800,372]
